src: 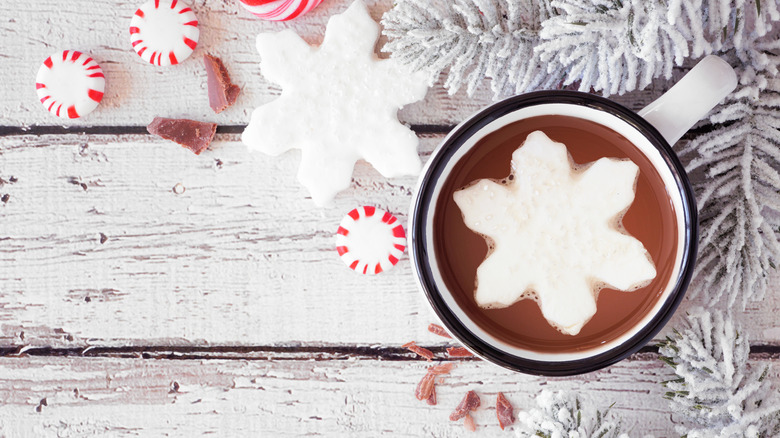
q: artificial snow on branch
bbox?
[668,0,780,55]
[536,0,780,96]
[677,40,780,307]
[658,307,780,437]
[382,0,780,99]
[515,390,628,438]
[535,0,690,96]
[381,0,564,98]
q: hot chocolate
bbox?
[433,115,679,353]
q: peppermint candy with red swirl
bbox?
[336,206,406,275]
[130,0,199,66]
[238,0,324,21]
[35,50,105,119]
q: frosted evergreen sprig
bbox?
[515,390,628,438]
[382,0,780,100]
[667,0,780,55]
[535,0,690,97]
[381,0,563,98]
[657,307,780,437]
[677,40,780,308]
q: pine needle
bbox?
[658,308,780,435]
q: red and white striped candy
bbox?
[336,206,406,275]
[130,0,199,66]
[35,50,105,119]
[238,0,324,21]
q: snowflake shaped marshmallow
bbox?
[453,131,657,335]
[242,0,429,206]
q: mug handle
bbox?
[638,55,738,145]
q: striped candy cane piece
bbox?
[130,0,199,66]
[238,0,324,21]
[35,50,105,119]
[336,206,406,275]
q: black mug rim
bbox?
[409,90,698,376]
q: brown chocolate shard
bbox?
[449,390,481,421]
[426,384,437,406]
[496,392,515,430]
[204,54,240,114]
[427,363,454,375]
[446,347,473,357]
[402,341,435,361]
[427,323,452,338]
[414,372,435,401]
[147,117,217,155]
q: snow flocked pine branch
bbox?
[666,0,780,56]
[381,0,565,98]
[537,0,780,95]
[515,390,628,438]
[535,0,780,96]
[677,38,780,307]
[383,0,780,99]
[658,307,780,437]
[535,0,690,96]
[656,1,780,308]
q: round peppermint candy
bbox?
[130,0,199,66]
[35,50,105,119]
[336,206,406,275]
[238,0,324,21]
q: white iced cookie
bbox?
[242,0,429,206]
[453,131,657,335]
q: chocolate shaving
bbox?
[426,384,437,406]
[449,390,481,421]
[402,341,434,361]
[427,323,452,338]
[204,54,240,114]
[446,347,473,357]
[496,392,515,430]
[414,372,435,401]
[147,117,217,155]
[463,413,476,432]
[427,363,454,375]
[415,361,454,403]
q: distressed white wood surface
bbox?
[0,0,670,128]
[2,0,780,437]
[1,133,779,347]
[3,353,765,437]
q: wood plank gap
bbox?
[0,122,716,142]
[3,344,778,360]
[3,343,769,360]
[0,345,469,361]
[0,124,455,137]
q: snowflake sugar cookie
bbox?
[241,0,429,206]
[454,131,657,335]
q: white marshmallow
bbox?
[453,131,657,335]
[241,0,429,206]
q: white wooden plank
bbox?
[1,2,772,437]
[1,133,778,346]
[1,353,761,437]
[0,0,672,128]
